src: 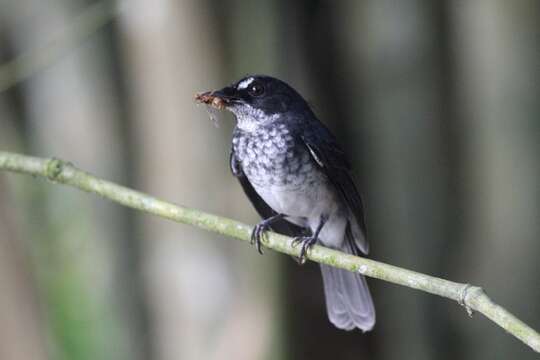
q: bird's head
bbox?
[196,75,309,132]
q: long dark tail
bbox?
[320,240,375,331]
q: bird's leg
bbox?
[251,213,285,255]
[292,214,328,264]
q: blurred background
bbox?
[0,1,539,359]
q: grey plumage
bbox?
[199,75,376,332]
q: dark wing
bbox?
[301,128,369,254]
[230,150,307,238]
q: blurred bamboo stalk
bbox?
[117,0,276,358]
[450,1,540,358]
[1,1,144,358]
[1,150,538,354]
[0,180,48,360]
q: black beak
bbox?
[195,86,241,110]
[210,86,240,104]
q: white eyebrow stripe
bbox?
[237,77,254,90]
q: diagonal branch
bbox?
[0,150,539,353]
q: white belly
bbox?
[252,184,314,217]
[253,183,347,248]
[252,179,339,218]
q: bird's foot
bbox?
[250,214,284,255]
[250,222,268,254]
[291,235,318,264]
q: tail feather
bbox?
[320,240,375,331]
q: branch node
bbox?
[45,158,66,182]
[459,283,474,317]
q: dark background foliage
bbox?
[0,1,539,359]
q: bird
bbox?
[196,75,375,332]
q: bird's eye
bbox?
[247,82,265,97]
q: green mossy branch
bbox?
[1,150,539,353]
